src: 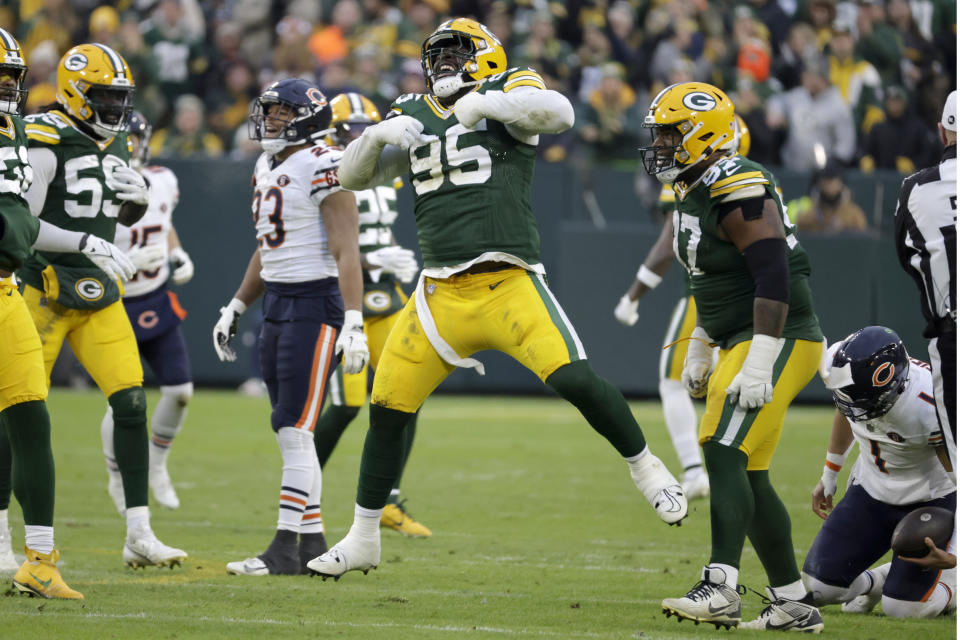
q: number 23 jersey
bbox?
[252,144,343,283]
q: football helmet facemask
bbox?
[421,18,507,100]
[826,326,910,421]
[327,92,381,147]
[249,78,333,155]
[0,28,28,116]
[57,44,135,138]
[639,82,735,184]
[128,110,152,169]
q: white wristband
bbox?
[343,309,364,327]
[226,297,247,316]
[636,264,663,289]
[825,452,846,471]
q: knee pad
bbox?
[160,382,193,407]
[277,426,314,454]
[108,387,147,428]
[882,594,945,619]
[802,572,858,606]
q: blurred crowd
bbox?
[1,0,954,174]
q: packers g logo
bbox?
[64,53,88,71]
[682,91,717,111]
[872,362,895,387]
[75,278,104,302]
[364,290,391,312]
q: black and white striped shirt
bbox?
[894,145,957,338]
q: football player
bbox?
[100,111,195,513]
[214,78,368,576]
[645,83,825,632]
[804,326,956,618]
[11,44,187,569]
[613,115,751,502]
[308,17,686,580]
[313,92,431,538]
[0,29,139,597]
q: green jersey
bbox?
[357,178,405,317]
[0,114,39,272]
[391,67,546,268]
[671,155,822,348]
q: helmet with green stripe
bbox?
[0,28,27,116]
[56,43,135,138]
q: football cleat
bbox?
[841,564,888,614]
[681,468,710,501]
[306,531,380,580]
[298,532,328,573]
[629,453,688,525]
[226,556,271,576]
[741,588,824,633]
[106,468,126,515]
[123,527,187,569]
[381,502,432,538]
[149,465,180,510]
[0,525,20,572]
[662,567,742,629]
[13,548,83,599]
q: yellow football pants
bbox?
[660,295,697,382]
[0,279,47,412]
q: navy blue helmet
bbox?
[127,110,152,166]
[830,326,910,421]
[248,78,332,149]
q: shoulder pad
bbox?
[703,157,770,200]
[144,165,178,189]
[306,144,343,170]
[23,112,71,145]
[500,67,546,92]
[390,93,426,115]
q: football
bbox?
[890,506,955,558]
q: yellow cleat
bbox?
[380,502,432,538]
[13,548,84,600]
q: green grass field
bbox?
[0,390,955,639]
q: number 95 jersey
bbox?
[252,145,343,283]
[114,165,178,297]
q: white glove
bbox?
[682,326,716,398]
[336,309,369,374]
[369,115,423,150]
[726,334,784,410]
[820,463,838,501]
[367,246,418,283]
[453,91,487,129]
[614,294,639,326]
[169,246,194,285]
[107,165,149,205]
[213,298,246,362]
[79,233,137,282]
[126,244,166,272]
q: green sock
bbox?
[2,401,55,526]
[390,410,419,501]
[109,387,149,508]
[703,441,752,568]
[0,412,11,511]
[314,404,360,468]
[545,361,647,456]
[747,470,801,587]
[357,404,412,509]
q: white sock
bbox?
[624,445,651,466]
[772,579,808,601]
[300,445,324,535]
[659,378,703,471]
[0,508,8,531]
[126,505,150,534]
[24,525,53,555]
[707,563,738,589]
[352,504,382,538]
[276,427,315,533]
[100,407,119,472]
[150,383,193,467]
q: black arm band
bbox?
[716,195,769,223]
[742,237,790,303]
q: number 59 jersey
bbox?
[252,144,343,283]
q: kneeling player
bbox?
[804,326,956,618]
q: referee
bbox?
[894,90,957,476]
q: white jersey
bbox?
[252,144,343,283]
[848,360,954,505]
[114,165,178,297]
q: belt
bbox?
[459,261,516,276]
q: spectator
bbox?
[768,55,857,170]
[886,0,947,125]
[774,22,819,90]
[349,46,398,109]
[142,0,209,125]
[806,0,838,50]
[19,0,78,59]
[395,0,438,60]
[308,0,363,65]
[575,22,614,103]
[575,62,644,169]
[827,18,883,138]
[87,6,121,50]
[206,62,258,147]
[733,76,782,167]
[318,60,356,98]
[512,10,576,94]
[789,159,869,232]
[396,56,427,96]
[860,85,937,174]
[151,94,224,159]
[24,40,58,90]
[854,0,903,85]
[747,0,792,51]
[273,15,316,80]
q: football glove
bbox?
[366,246,418,284]
[213,298,246,362]
[79,233,137,282]
[336,309,369,374]
[126,244,166,272]
[614,295,639,326]
[681,326,715,398]
[726,334,783,410]
[169,247,195,285]
[107,165,149,206]
[453,91,487,129]
[369,115,423,150]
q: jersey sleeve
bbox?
[501,68,546,92]
[22,114,63,147]
[309,146,344,207]
[145,166,180,211]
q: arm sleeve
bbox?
[32,219,85,252]
[338,134,411,191]
[480,87,575,137]
[23,147,57,217]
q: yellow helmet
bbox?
[421,18,507,99]
[719,113,751,157]
[327,92,381,147]
[56,43,135,138]
[0,27,27,115]
[639,82,735,183]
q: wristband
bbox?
[636,264,663,289]
[343,309,364,328]
[824,451,846,472]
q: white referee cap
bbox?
[942,90,957,132]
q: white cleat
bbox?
[226,557,270,576]
[740,588,824,633]
[629,453,688,525]
[662,566,742,629]
[107,468,126,515]
[306,532,380,581]
[149,465,180,510]
[0,526,19,573]
[681,469,710,500]
[123,527,187,569]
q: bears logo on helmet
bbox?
[824,326,911,421]
[249,78,333,156]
